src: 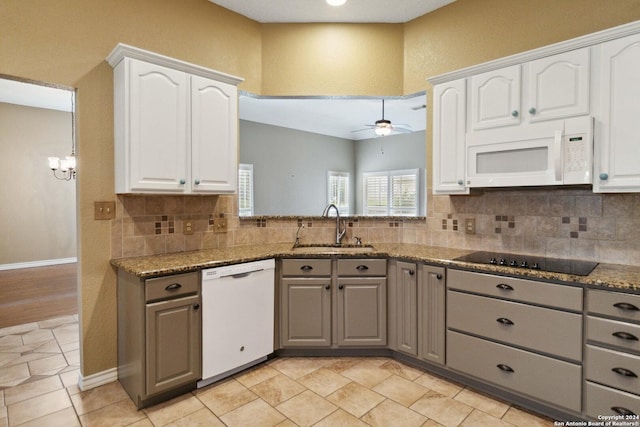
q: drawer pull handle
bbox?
[496,284,514,291]
[300,265,313,272]
[496,364,514,373]
[356,265,369,271]
[165,283,182,291]
[612,367,638,378]
[613,302,640,311]
[612,407,636,416]
[496,317,514,326]
[612,331,639,341]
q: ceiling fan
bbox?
[353,99,412,137]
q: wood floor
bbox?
[0,263,77,328]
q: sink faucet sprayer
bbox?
[322,203,346,245]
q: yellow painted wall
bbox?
[1,0,261,376]
[2,0,640,378]
[261,23,404,96]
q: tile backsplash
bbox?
[111,188,640,266]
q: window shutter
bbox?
[238,164,254,217]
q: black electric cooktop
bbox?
[454,251,598,276]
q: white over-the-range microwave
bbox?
[465,116,593,188]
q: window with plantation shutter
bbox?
[238,164,254,217]
[363,169,419,216]
[327,171,349,215]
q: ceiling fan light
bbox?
[374,120,392,136]
[326,0,347,6]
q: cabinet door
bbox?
[433,79,469,194]
[469,65,521,130]
[395,261,418,356]
[191,75,238,193]
[281,278,331,347]
[527,48,590,122]
[594,33,640,192]
[146,295,201,396]
[337,277,387,346]
[128,59,189,192]
[419,265,446,365]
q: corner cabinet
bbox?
[432,79,468,194]
[107,44,243,194]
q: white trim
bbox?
[0,257,77,271]
[428,19,640,85]
[78,367,118,391]
[106,43,244,86]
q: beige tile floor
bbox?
[0,316,556,426]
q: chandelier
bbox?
[48,90,76,181]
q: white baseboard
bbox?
[78,367,118,391]
[0,257,77,271]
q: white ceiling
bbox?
[208,0,455,23]
[0,79,73,112]
[240,93,426,140]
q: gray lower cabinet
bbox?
[280,258,386,348]
[389,261,446,363]
[585,289,640,417]
[446,269,583,413]
[118,270,201,408]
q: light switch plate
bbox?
[94,201,116,220]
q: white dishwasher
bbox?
[198,258,275,388]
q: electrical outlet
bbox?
[465,218,476,234]
[214,218,228,233]
[183,220,194,235]
[94,201,116,220]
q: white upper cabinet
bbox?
[191,75,238,193]
[469,48,590,132]
[107,44,243,194]
[594,33,640,192]
[469,65,521,131]
[526,48,590,123]
[433,79,469,194]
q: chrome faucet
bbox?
[322,203,346,245]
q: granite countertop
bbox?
[110,243,640,292]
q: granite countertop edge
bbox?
[110,243,640,292]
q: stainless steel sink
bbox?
[291,244,376,254]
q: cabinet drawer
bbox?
[585,381,640,418]
[282,259,331,277]
[447,269,582,311]
[447,331,581,412]
[145,272,198,302]
[337,259,386,276]
[586,345,640,395]
[587,316,640,353]
[448,291,582,361]
[588,289,640,323]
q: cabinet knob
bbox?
[436,274,443,280]
[193,303,200,310]
[325,284,330,290]
[613,302,640,312]
[511,110,518,117]
[612,367,638,378]
[612,407,636,416]
[339,284,344,290]
[496,364,514,373]
[194,179,201,185]
[457,179,464,186]
[528,107,536,115]
[408,270,415,276]
[599,173,609,181]
[240,346,245,352]
[179,179,186,185]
